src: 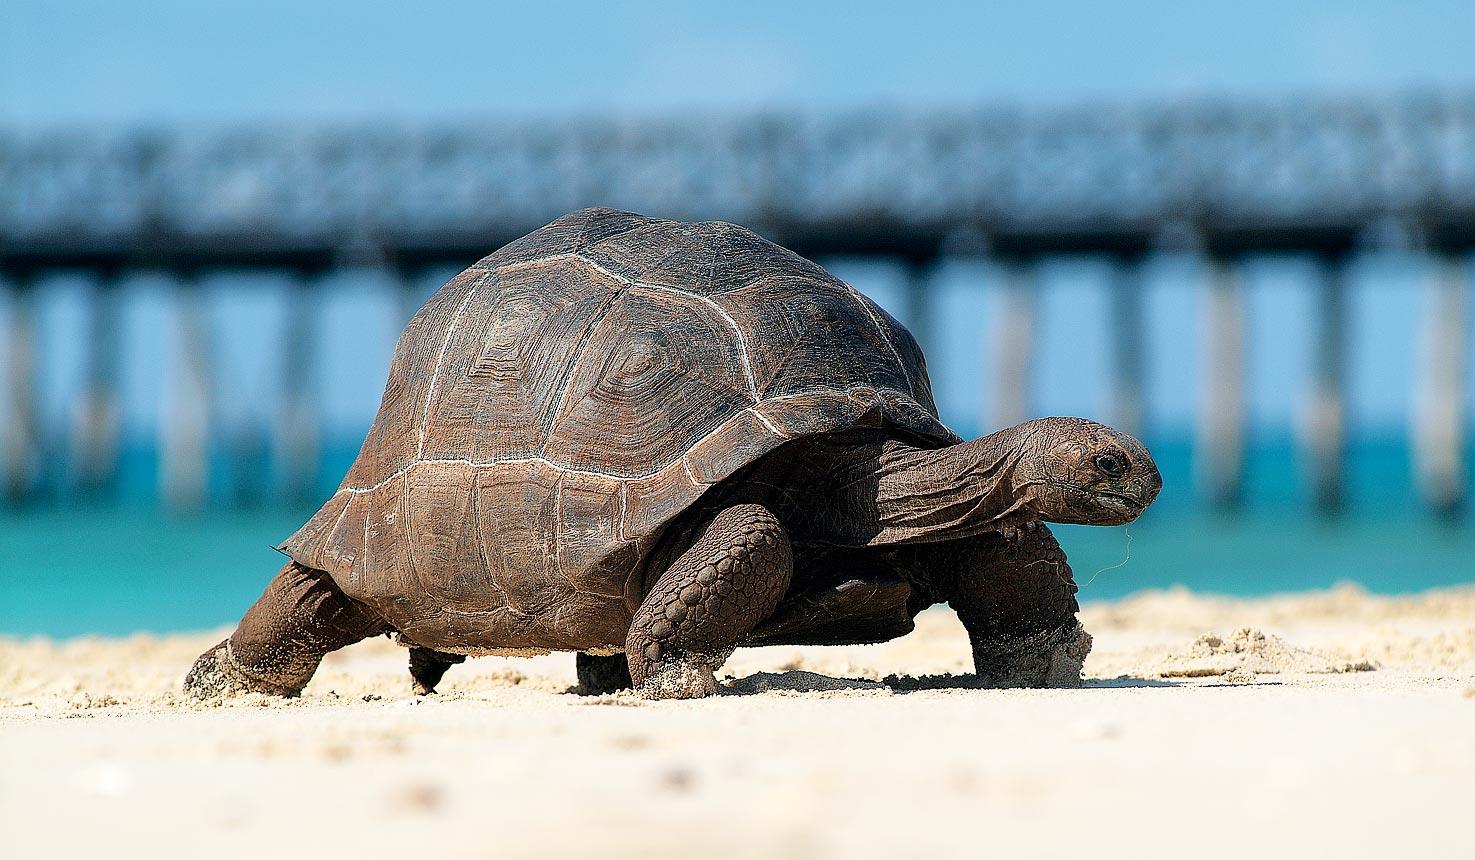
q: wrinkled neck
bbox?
[868,427,1036,544]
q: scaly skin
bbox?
[625,504,792,699]
[918,525,1089,686]
[183,562,386,698]
[740,523,1092,687]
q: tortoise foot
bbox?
[408,646,466,696]
[626,505,791,701]
[635,658,719,700]
[576,652,633,695]
[183,639,300,699]
[972,621,1093,689]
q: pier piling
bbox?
[276,274,321,503]
[1197,257,1246,509]
[70,276,123,497]
[159,278,213,511]
[992,259,1036,431]
[1412,255,1470,517]
[2,278,40,503]
[1305,256,1350,515]
[1108,256,1147,438]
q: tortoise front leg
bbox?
[925,525,1092,688]
[184,562,387,698]
[626,504,792,699]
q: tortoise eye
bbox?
[1094,453,1128,478]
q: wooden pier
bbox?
[2,95,1473,513]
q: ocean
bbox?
[8,256,1472,636]
[3,438,1471,638]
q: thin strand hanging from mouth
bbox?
[1084,526,1133,587]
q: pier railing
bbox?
[2,94,1472,514]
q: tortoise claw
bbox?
[183,639,299,699]
[972,621,1092,688]
[635,659,719,700]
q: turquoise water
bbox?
[4,507,1473,639]
[3,438,1472,637]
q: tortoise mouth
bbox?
[1098,491,1145,510]
[1040,481,1151,524]
[1093,491,1149,522]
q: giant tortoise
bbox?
[185,208,1161,700]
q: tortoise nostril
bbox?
[1138,474,1163,504]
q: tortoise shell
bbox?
[282,208,960,652]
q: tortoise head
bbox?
[1004,417,1162,526]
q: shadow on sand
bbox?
[708,670,1190,695]
[1081,676,1181,689]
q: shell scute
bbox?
[476,207,655,270]
[682,409,787,485]
[419,258,626,463]
[716,275,913,400]
[579,219,821,297]
[470,461,568,616]
[554,471,632,599]
[540,288,752,475]
[404,460,481,603]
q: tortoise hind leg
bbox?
[575,653,632,695]
[626,504,792,699]
[184,562,387,698]
[408,646,467,695]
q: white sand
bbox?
[2,583,1472,859]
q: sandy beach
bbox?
[3,583,1472,859]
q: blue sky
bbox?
[4,2,1473,444]
[6,1,1475,124]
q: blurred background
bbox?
[2,1,1473,636]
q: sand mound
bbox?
[1156,627,1376,680]
[1084,582,1475,634]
